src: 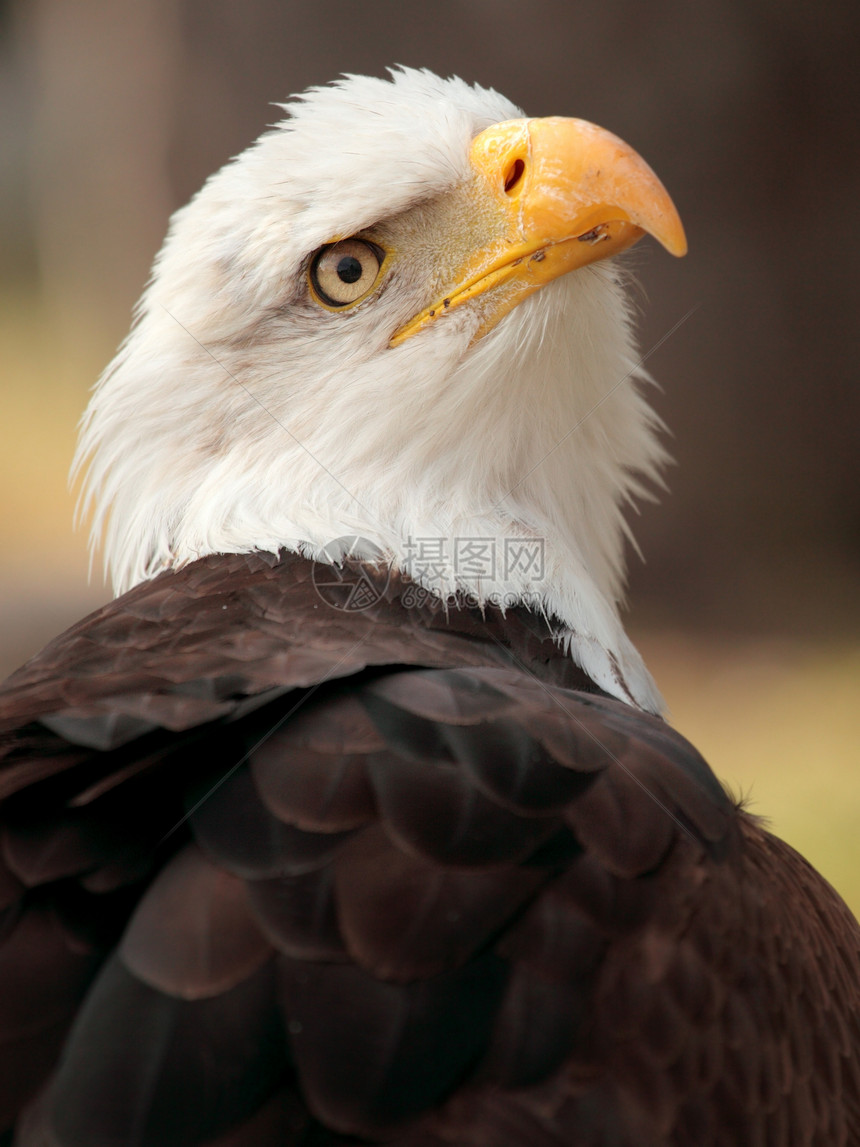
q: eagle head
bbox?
[74,68,686,711]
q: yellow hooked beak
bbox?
[389,116,686,347]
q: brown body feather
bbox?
[1,552,858,1145]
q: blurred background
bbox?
[1,1,858,905]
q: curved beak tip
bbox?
[660,222,688,258]
[522,116,689,261]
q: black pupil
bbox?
[337,255,363,284]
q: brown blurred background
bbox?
[1,0,858,903]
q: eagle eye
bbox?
[309,239,384,308]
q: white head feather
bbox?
[74,68,668,712]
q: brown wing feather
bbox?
[0,553,858,1145]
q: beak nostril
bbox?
[504,158,525,194]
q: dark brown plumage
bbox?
[1,551,858,1145]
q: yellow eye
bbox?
[309,239,384,308]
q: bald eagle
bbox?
[1,69,858,1146]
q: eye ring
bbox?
[309,239,385,309]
